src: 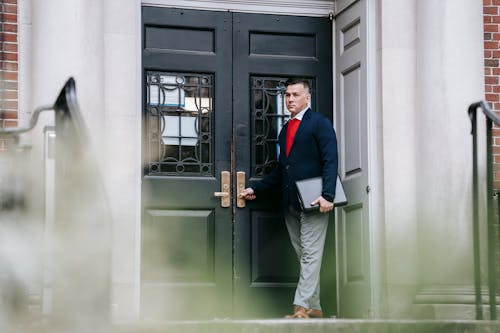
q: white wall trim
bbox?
[366,0,384,318]
[142,0,334,17]
[334,0,358,16]
[134,0,143,321]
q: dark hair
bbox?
[285,78,310,92]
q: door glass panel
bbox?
[146,72,214,176]
[250,76,315,177]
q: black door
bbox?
[141,7,333,320]
[141,8,233,320]
[232,12,334,318]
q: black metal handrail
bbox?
[0,78,111,328]
[52,78,111,328]
[468,100,500,320]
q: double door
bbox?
[141,7,333,319]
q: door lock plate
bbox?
[214,171,231,208]
[237,171,246,208]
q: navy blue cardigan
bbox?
[253,109,338,211]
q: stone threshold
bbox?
[113,319,500,333]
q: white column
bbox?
[103,0,141,323]
[30,0,142,324]
[31,0,104,144]
[28,0,108,325]
[379,0,419,318]
[29,0,105,192]
[414,0,484,318]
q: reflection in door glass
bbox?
[146,72,213,176]
[251,77,314,177]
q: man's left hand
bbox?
[311,196,334,213]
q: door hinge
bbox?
[329,11,334,21]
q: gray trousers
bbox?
[284,205,329,311]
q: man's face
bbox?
[285,83,311,116]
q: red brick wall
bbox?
[0,0,18,149]
[484,0,500,188]
[484,1,500,289]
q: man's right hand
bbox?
[239,188,256,200]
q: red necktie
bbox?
[286,118,300,157]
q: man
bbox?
[239,78,338,319]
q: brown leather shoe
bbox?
[307,308,323,318]
[293,306,309,319]
[285,305,310,319]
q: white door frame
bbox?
[141,0,334,16]
[135,0,383,319]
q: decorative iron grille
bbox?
[146,72,214,176]
[251,77,314,177]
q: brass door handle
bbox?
[237,171,246,208]
[214,171,230,208]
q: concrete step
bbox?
[113,319,500,333]
[11,319,500,333]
